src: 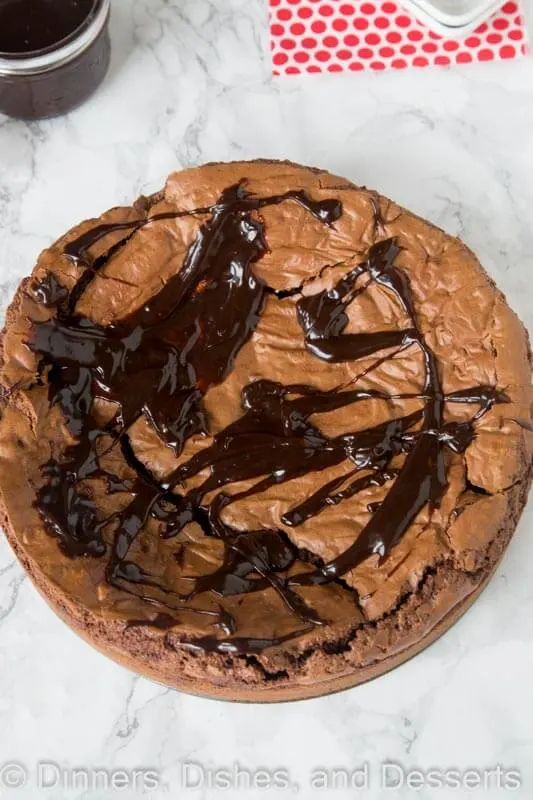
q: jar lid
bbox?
[0,0,111,76]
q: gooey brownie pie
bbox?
[0,161,531,701]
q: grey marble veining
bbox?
[0,1,532,798]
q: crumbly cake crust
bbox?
[0,160,531,701]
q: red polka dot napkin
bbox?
[269,1,528,73]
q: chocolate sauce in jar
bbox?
[0,0,111,119]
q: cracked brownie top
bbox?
[0,160,531,695]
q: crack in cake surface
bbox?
[24,178,513,656]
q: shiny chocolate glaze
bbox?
[29,182,509,654]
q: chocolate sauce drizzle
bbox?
[29,182,509,655]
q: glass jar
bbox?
[0,0,111,120]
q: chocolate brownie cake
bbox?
[0,160,531,701]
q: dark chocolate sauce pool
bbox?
[0,0,95,54]
[29,182,510,654]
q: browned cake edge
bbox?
[0,471,530,702]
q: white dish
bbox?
[400,0,504,36]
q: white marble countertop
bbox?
[1,1,532,798]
